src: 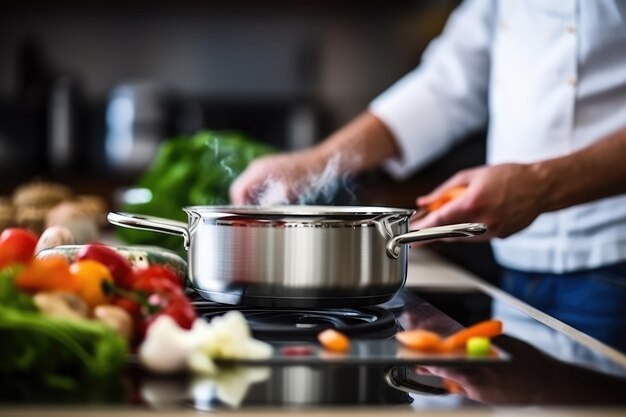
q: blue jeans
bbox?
[500,262,626,353]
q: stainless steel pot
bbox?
[108,206,485,308]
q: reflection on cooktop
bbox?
[196,305,399,339]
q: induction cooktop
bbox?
[191,290,510,366]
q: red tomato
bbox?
[114,265,192,343]
[133,265,182,289]
[135,292,196,340]
[111,297,145,346]
[132,273,184,295]
[0,228,38,268]
[112,297,143,318]
[15,255,77,292]
[129,270,191,341]
[76,244,134,289]
[158,294,196,329]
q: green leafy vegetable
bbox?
[0,306,127,378]
[0,267,128,381]
[118,130,275,252]
[0,265,35,312]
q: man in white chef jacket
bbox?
[230,0,626,352]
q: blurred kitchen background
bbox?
[0,0,498,283]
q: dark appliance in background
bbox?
[0,39,90,183]
[1,88,327,185]
[103,82,174,177]
[0,39,51,177]
[98,93,326,179]
[0,39,327,186]
[101,87,327,178]
[0,98,40,176]
[48,75,86,174]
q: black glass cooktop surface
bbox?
[2,289,626,411]
[191,291,509,366]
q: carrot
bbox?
[443,319,503,351]
[318,329,350,353]
[395,329,445,352]
[427,186,467,211]
[15,256,78,292]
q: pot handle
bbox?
[386,223,486,259]
[107,212,191,250]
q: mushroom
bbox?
[35,225,75,253]
[33,292,89,321]
[93,305,133,340]
[46,201,99,244]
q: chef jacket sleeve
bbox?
[370,0,495,179]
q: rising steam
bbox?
[255,153,357,206]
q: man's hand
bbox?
[229,150,326,205]
[230,111,400,205]
[411,163,548,239]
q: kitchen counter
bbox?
[407,249,626,371]
[2,249,626,416]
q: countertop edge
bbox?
[406,249,626,370]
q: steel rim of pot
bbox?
[107,207,486,258]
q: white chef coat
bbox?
[370,0,626,273]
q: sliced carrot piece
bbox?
[443,319,503,351]
[15,256,77,292]
[318,329,350,353]
[395,329,445,352]
[427,186,467,211]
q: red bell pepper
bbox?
[76,244,135,289]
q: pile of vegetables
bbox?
[0,225,273,384]
[119,130,275,252]
[0,226,195,377]
[0,229,128,381]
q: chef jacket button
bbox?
[566,24,576,34]
[566,76,577,87]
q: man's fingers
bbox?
[229,181,244,205]
[230,170,264,205]
[229,175,249,205]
